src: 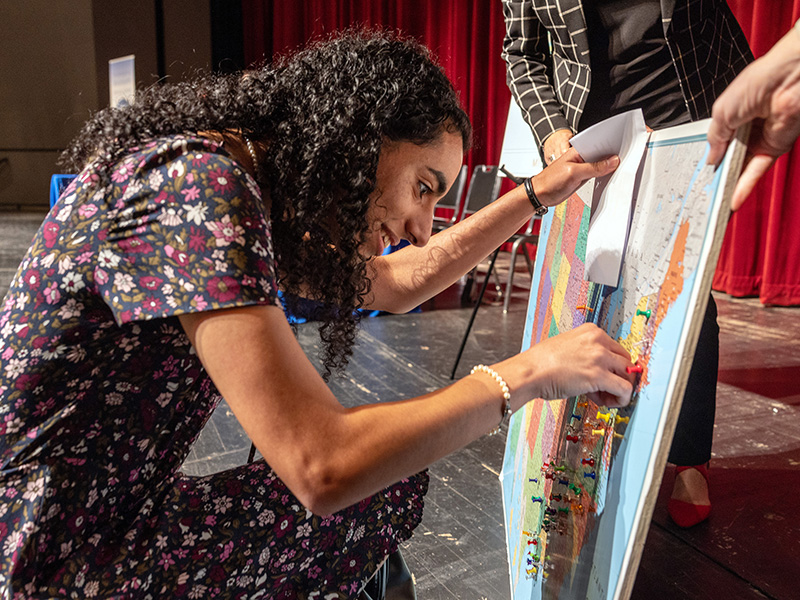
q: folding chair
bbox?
[449,165,540,378]
[502,217,538,313]
[457,165,504,305]
[432,164,468,233]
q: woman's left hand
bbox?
[532,147,619,208]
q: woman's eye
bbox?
[419,182,432,196]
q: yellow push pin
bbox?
[596,411,612,424]
[615,415,630,425]
[591,428,606,437]
[613,432,624,439]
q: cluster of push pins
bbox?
[521,302,650,582]
[522,530,555,579]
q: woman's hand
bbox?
[532,147,620,208]
[494,323,636,409]
[543,129,575,164]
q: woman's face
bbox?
[365,130,464,256]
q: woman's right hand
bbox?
[531,147,619,209]
[543,128,575,165]
[495,323,636,409]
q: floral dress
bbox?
[0,136,428,599]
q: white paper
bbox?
[570,109,649,286]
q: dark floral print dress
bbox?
[0,136,428,599]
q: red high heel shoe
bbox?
[667,463,711,528]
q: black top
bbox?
[578,0,690,130]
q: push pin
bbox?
[566,434,581,443]
[532,496,543,504]
[636,308,652,321]
[529,478,538,483]
[615,415,630,425]
[558,478,569,486]
[626,363,643,374]
[569,483,582,495]
[576,305,594,312]
[581,458,595,467]
[527,539,538,546]
[613,432,625,440]
[553,465,566,472]
[591,428,606,437]
[558,506,570,514]
[544,472,556,480]
[577,401,588,408]
[584,472,596,480]
[596,411,612,424]
[550,493,563,502]
[571,413,582,421]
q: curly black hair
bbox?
[60,29,472,378]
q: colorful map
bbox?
[500,120,746,600]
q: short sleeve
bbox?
[95,138,280,324]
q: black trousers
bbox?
[667,295,719,466]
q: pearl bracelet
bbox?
[470,364,512,436]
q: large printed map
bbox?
[500,120,746,600]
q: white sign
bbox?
[498,99,544,179]
[109,55,136,108]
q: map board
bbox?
[500,119,747,600]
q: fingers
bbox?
[731,154,776,210]
[706,101,739,168]
[570,324,636,406]
[534,151,619,207]
[589,154,620,178]
[706,124,736,168]
[544,129,574,165]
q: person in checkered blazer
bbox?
[502,0,753,528]
[502,0,752,163]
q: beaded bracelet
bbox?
[470,364,512,436]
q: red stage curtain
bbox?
[241,0,512,177]
[713,1,800,305]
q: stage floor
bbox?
[2,210,798,599]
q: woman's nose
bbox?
[407,208,433,247]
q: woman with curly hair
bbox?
[0,30,630,598]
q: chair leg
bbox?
[492,266,504,301]
[522,243,534,274]
[451,248,501,379]
[503,238,525,313]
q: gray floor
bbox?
[1,210,798,599]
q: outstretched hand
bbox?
[707,24,800,210]
[532,147,619,209]
[497,323,636,410]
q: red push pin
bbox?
[626,363,643,374]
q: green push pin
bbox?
[636,308,652,321]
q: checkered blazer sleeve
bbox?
[666,0,754,120]
[502,0,572,150]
